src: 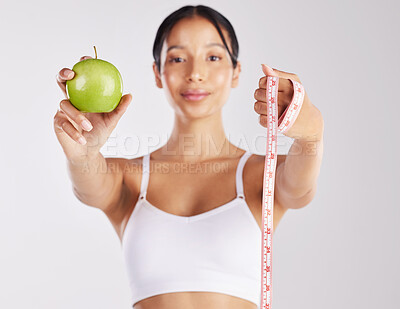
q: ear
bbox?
[231,60,241,88]
[152,62,163,89]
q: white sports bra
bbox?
[121,150,262,308]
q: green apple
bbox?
[66,49,123,113]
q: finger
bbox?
[254,88,267,102]
[61,121,87,145]
[262,64,299,80]
[258,112,286,128]
[258,76,292,90]
[56,56,92,86]
[254,101,287,121]
[56,79,68,100]
[270,68,300,82]
[54,113,87,145]
[259,65,301,89]
[80,55,92,61]
[105,93,132,126]
[56,68,74,83]
[261,64,279,78]
[53,110,64,134]
[259,114,268,128]
[254,101,267,115]
[59,99,93,132]
[56,68,75,99]
[58,107,81,133]
[254,85,294,103]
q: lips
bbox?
[181,89,210,101]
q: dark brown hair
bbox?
[152,5,239,73]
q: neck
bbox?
[157,110,240,162]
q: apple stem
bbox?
[93,46,97,59]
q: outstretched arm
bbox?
[254,64,324,209]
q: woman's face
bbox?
[153,16,241,119]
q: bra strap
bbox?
[139,153,150,199]
[236,150,252,199]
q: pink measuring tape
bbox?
[261,76,305,308]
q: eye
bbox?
[208,55,221,61]
[169,57,185,63]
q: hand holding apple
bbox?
[54,54,132,164]
[66,46,123,113]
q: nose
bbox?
[186,61,205,82]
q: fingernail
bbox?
[262,64,273,71]
[78,136,87,145]
[81,120,93,131]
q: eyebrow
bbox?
[166,42,226,52]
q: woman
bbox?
[54,5,324,309]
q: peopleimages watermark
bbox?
[95,132,320,157]
[75,131,321,174]
[80,160,229,175]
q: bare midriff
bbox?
[133,291,258,309]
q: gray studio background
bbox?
[0,0,398,308]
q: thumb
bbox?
[261,64,278,77]
[108,93,132,124]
